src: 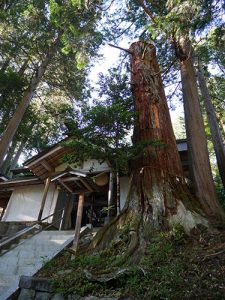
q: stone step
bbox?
[0,225,42,256]
[0,230,74,300]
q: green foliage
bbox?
[101,205,115,214]
[214,173,225,209]
[0,0,104,163]
[62,68,135,173]
[0,70,26,92]
[40,227,225,299]
[172,116,186,139]
[62,67,170,174]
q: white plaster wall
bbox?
[55,162,82,172]
[55,162,70,172]
[42,184,59,222]
[82,159,109,172]
[2,183,58,222]
[55,159,110,173]
[120,176,130,210]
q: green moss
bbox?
[37,229,225,299]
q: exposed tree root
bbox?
[84,267,132,282]
[79,172,212,283]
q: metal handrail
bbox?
[40,207,65,230]
[44,215,65,231]
[0,224,40,249]
[0,207,66,252]
[40,208,64,223]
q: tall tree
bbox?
[197,60,225,189]
[0,0,103,169]
[91,42,208,259]
[0,39,58,166]
[129,0,224,220]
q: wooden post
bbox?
[64,194,74,230]
[38,177,51,222]
[59,208,65,231]
[107,172,113,221]
[71,192,84,254]
[116,171,120,216]
[89,194,94,224]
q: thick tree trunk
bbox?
[116,170,120,216]
[0,41,57,169]
[134,0,224,221]
[178,37,224,220]
[128,41,207,230]
[8,140,25,177]
[91,42,209,256]
[1,140,17,174]
[197,60,225,189]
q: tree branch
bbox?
[108,43,133,54]
[135,0,155,23]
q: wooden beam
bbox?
[38,177,51,221]
[59,179,73,193]
[79,178,93,192]
[61,177,76,182]
[41,159,54,172]
[73,189,89,194]
[71,192,84,255]
[74,180,82,188]
[26,145,62,167]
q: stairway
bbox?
[0,224,41,256]
[0,230,74,300]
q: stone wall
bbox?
[0,222,31,241]
[17,276,122,300]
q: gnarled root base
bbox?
[80,175,209,282]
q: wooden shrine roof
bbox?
[51,167,100,194]
[0,177,42,191]
[23,140,73,180]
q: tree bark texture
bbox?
[91,42,208,254]
[179,37,224,220]
[8,140,25,177]
[197,60,225,189]
[0,40,58,169]
[128,41,207,230]
[1,139,17,174]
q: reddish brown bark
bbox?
[197,60,225,189]
[127,41,207,230]
[179,38,224,220]
[91,42,208,255]
[134,0,224,223]
[131,41,183,178]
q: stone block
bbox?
[19,276,53,292]
[35,291,50,300]
[51,293,65,300]
[84,297,119,300]
[18,288,35,300]
[67,294,83,300]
